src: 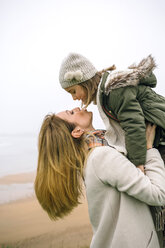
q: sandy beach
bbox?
[0,172,92,248]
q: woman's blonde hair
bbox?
[81,65,116,108]
[35,114,87,220]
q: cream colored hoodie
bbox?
[84,147,165,248]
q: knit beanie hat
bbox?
[59,53,97,89]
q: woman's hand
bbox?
[146,123,156,149]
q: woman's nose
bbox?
[72,107,80,112]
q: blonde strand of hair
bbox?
[99,64,116,74]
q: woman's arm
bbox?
[91,145,165,206]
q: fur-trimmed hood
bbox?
[104,55,156,95]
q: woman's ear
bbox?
[71,127,84,139]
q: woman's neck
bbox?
[84,126,95,132]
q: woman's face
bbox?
[56,107,94,131]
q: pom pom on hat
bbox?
[59,53,97,89]
[64,70,83,82]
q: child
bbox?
[59,53,165,170]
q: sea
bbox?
[0,133,38,204]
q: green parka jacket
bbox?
[100,58,165,166]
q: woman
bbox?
[35,107,165,248]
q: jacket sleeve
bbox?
[92,147,165,206]
[108,86,147,166]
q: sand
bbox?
[0,172,92,248]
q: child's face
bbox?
[65,85,87,105]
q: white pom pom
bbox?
[64,70,83,82]
[74,70,83,81]
[64,72,74,81]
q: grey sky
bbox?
[0,0,165,134]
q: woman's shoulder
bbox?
[85,146,117,181]
[87,146,119,164]
[90,145,115,154]
[85,146,129,186]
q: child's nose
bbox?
[72,95,77,100]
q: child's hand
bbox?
[146,123,156,149]
[137,165,145,173]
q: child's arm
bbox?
[108,86,147,166]
[137,124,155,173]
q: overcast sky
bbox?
[0,0,165,134]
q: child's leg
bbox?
[158,145,165,163]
